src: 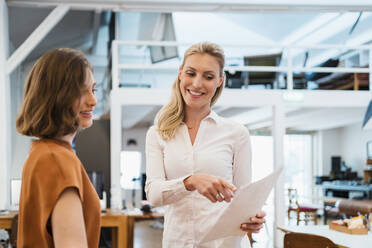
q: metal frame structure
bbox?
[111,40,372,246]
[7,0,372,13]
[1,1,372,246]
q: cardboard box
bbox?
[329,223,368,235]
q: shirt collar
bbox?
[204,110,220,124]
[181,110,220,126]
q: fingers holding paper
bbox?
[183,174,237,203]
[240,211,266,233]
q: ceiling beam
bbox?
[281,13,340,46]
[7,0,372,12]
[230,106,301,126]
[286,12,372,66]
[249,107,365,131]
[6,4,69,75]
[89,9,101,55]
[290,108,365,131]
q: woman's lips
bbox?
[188,89,204,98]
[80,111,92,118]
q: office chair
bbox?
[284,232,338,248]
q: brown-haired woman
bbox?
[16,48,100,247]
[145,42,266,247]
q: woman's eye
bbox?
[186,71,195,77]
[206,75,214,80]
[92,88,97,94]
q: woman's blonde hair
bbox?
[156,42,225,140]
[16,48,92,139]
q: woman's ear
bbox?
[217,74,224,87]
[178,67,183,81]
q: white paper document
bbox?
[200,167,283,243]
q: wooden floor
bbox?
[133,220,163,248]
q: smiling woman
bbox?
[145,42,266,248]
[15,48,100,248]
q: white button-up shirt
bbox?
[145,111,252,248]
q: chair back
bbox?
[288,188,299,208]
[284,232,338,248]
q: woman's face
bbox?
[179,53,223,111]
[74,69,97,129]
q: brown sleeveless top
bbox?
[17,139,101,247]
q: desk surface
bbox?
[278,225,372,248]
[322,182,372,191]
[0,209,163,248]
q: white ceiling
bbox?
[5,1,371,132]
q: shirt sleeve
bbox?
[33,149,84,226]
[232,127,252,188]
[145,126,190,206]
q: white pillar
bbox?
[287,48,293,90]
[0,0,11,210]
[272,102,285,247]
[110,90,123,209]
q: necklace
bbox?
[187,125,193,129]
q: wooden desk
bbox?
[0,210,128,248]
[101,209,128,248]
[123,209,164,248]
[0,209,163,248]
[0,211,17,230]
[278,225,372,248]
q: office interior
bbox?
[1,1,372,248]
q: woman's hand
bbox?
[183,174,237,203]
[240,211,266,233]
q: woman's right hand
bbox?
[183,174,237,203]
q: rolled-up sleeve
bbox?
[232,127,252,188]
[145,126,190,206]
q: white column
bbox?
[272,102,285,247]
[110,90,123,209]
[287,48,294,90]
[0,0,11,210]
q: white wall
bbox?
[320,122,372,177]
[341,122,372,174]
[320,128,342,175]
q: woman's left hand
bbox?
[240,211,266,233]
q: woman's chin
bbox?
[79,120,93,129]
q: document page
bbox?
[200,167,283,243]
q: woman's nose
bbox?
[88,92,97,107]
[192,75,203,88]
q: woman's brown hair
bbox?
[16,48,92,139]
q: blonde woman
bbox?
[145,42,265,247]
[16,48,100,247]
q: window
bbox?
[120,151,142,189]
[284,134,313,202]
